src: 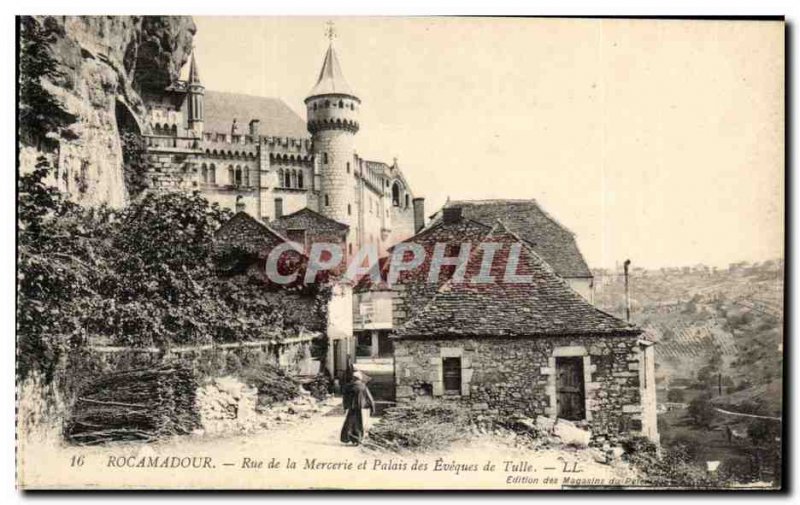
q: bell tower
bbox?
[305,25,360,246]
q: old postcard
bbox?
[16,16,784,490]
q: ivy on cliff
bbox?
[18,16,76,149]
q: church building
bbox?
[140,38,424,256]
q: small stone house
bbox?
[392,222,658,445]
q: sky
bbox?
[190,17,784,269]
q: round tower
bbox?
[305,41,360,238]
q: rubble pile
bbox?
[64,366,200,445]
[195,376,259,434]
[261,388,338,423]
[195,375,338,435]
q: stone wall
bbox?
[394,335,657,445]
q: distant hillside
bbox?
[593,261,783,393]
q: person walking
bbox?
[340,371,376,445]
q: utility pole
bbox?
[624,259,631,322]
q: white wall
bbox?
[567,277,594,304]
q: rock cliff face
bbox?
[20,16,195,207]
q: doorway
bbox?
[556,356,586,421]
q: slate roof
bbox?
[306,43,357,99]
[214,211,302,257]
[204,90,309,138]
[271,207,350,233]
[354,218,493,293]
[393,223,639,340]
[430,200,592,279]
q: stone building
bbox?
[140,41,423,256]
[354,200,595,360]
[390,219,658,445]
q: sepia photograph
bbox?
[14,14,785,491]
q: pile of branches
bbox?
[64,366,200,445]
[240,363,301,407]
[368,402,471,452]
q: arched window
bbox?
[209,164,216,184]
[313,103,317,110]
[346,162,350,174]
[350,103,354,110]
[284,170,291,188]
[171,124,178,136]
[291,170,298,188]
[243,167,250,187]
[297,171,304,189]
[392,182,401,207]
[338,100,343,108]
[323,153,328,164]
[325,100,330,107]
[405,194,410,209]
[228,165,235,185]
[201,163,208,183]
[347,203,351,216]
[277,169,283,187]
[325,194,329,207]
[234,166,242,186]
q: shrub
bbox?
[621,435,658,458]
[667,389,685,402]
[626,440,726,488]
[688,393,715,428]
[302,373,333,400]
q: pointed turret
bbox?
[307,43,356,98]
[187,50,204,135]
[188,51,201,84]
[305,32,361,253]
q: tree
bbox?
[688,393,715,428]
[17,157,108,382]
[667,389,685,403]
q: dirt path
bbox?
[19,406,639,490]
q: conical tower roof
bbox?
[307,43,356,99]
[188,51,201,84]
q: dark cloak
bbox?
[340,380,375,444]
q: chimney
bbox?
[249,119,260,137]
[442,206,462,225]
[413,197,426,232]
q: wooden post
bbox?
[624,259,631,322]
